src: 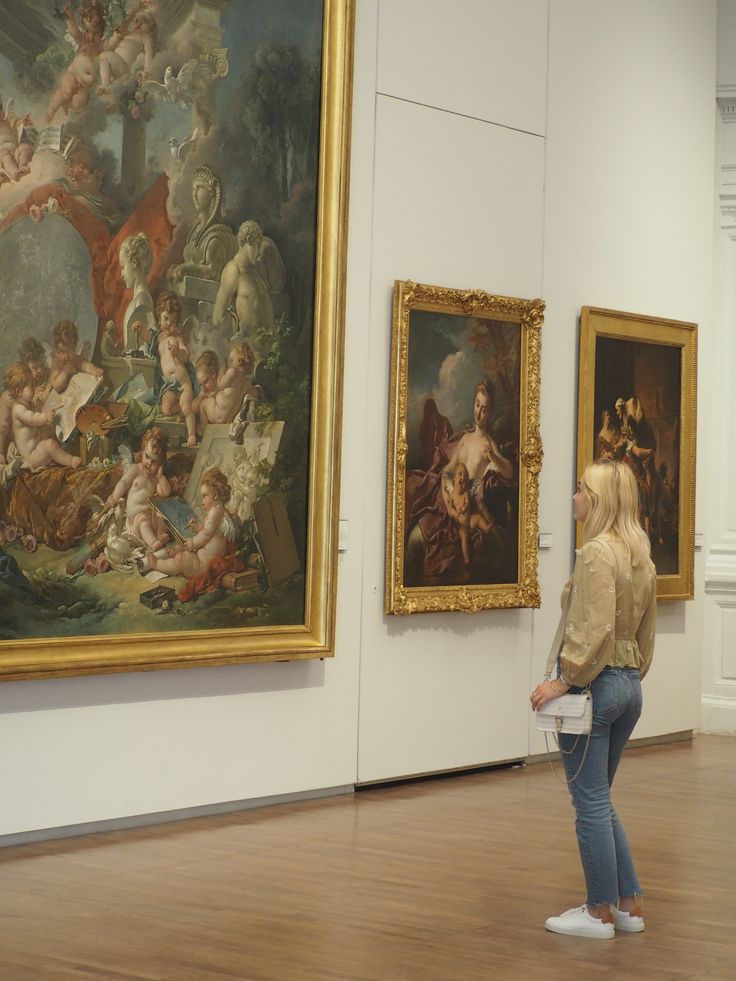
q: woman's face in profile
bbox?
[573,478,590,522]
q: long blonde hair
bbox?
[580,459,651,566]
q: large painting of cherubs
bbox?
[0,0,353,679]
[577,307,697,601]
[385,281,544,615]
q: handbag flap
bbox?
[538,694,589,718]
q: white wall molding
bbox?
[701,694,736,734]
[716,87,736,235]
[701,60,736,731]
[704,543,736,594]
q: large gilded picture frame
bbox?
[0,0,354,679]
[577,307,697,601]
[385,280,544,615]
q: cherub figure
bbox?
[192,349,219,431]
[445,462,494,568]
[46,1,106,122]
[194,342,260,428]
[49,319,103,394]
[6,363,81,469]
[145,467,236,578]
[106,426,171,549]
[0,334,48,464]
[0,104,33,182]
[0,377,13,464]
[66,149,120,225]
[98,5,158,105]
[140,291,197,446]
[18,336,51,408]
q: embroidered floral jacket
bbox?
[556,537,657,688]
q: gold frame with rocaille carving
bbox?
[577,307,697,601]
[385,280,544,615]
[0,0,355,680]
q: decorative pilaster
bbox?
[717,87,736,239]
[702,86,736,732]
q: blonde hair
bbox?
[196,350,220,377]
[52,319,78,350]
[229,341,254,372]
[580,459,651,566]
[202,466,231,503]
[155,290,181,326]
[140,426,168,461]
[5,362,32,395]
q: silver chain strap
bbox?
[543,687,592,784]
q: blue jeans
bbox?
[559,667,643,907]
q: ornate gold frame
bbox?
[385,280,544,615]
[577,307,697,601]
[0,0,355,680]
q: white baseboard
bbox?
[0,784,354,850]
[701,695,736,735]
[526,729,693,766]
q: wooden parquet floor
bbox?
[0,734,733,981]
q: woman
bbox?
[442,380,513,490]
[530,459,656,939]
[405,379,513,582]
[595,407,622,460]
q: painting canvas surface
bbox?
[593,336,682,575]
[577,307,696,601]
[403,310,522,588]
[0,0,342,664]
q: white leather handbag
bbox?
[536,580,594,783]
[535,690,592,735]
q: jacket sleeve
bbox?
[559,540,617,687]
[635,561,657,680]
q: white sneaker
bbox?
[545,905,615,939]
[613,906,645,933]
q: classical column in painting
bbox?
[185,0,231,136]
[121,113,147,198]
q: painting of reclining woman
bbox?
[386,281,543,615]
[0,0,353,676]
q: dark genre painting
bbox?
[0,0,354,678]
[385,280,543,616]
[578,307,697,601]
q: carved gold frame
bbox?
[0,0,355,680]
[577,307,697,601]
[385,280,544,615]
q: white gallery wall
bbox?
[0,0,720,838]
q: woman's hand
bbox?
[530,679,569,711]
